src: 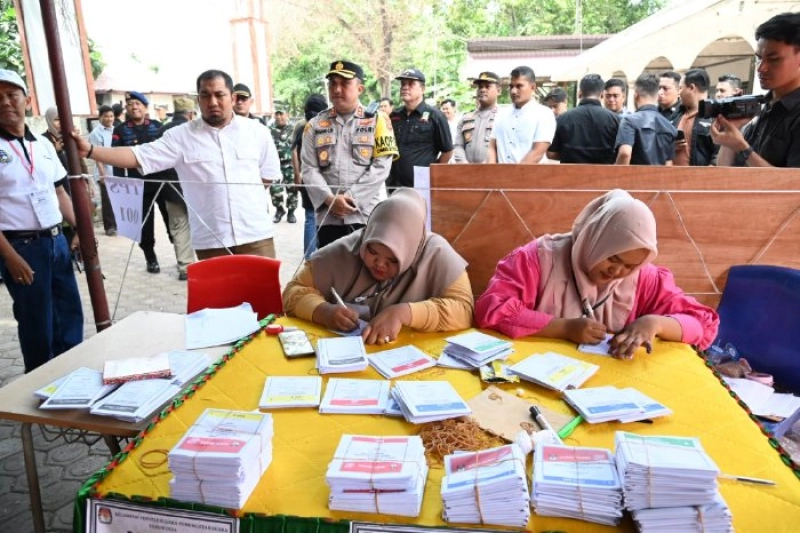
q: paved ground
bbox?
[0,207,307,533]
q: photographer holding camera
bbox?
[711,12,800,168]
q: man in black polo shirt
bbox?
[615,73,678,166]
[547,74,619,164]
[388,68,452,190]
[711,12,800,168]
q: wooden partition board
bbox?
[430,164,800,308]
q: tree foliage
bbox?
[270,0,666,113]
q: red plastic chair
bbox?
[186,255,283,319]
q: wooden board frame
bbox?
[430,164,800,308]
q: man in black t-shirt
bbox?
[388,69,452,190]
[711,12,800,168]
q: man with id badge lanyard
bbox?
[0,69,83,373]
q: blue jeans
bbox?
[303,205,317,260]
[0,232,83,372]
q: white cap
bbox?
[0,69,27,94]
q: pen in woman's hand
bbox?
[331,287,348,309]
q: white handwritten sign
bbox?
[87,498,238,533]
[104,177,144,242]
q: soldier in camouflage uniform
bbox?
[270,110,298,223]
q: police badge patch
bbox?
[0,150,9,163]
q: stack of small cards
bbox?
[319,378,391,414]
[326,435,428,517]
[440,331,513,368]
[615,432,732,532]
[368,345,436,379]
[508,352,599,391]
[259,376,322,409]
[441,444,530,528]
[390,380,472,423]
[564,386,672,423]
[169,409,273,509]
[531,442,623,526]
[317,336,369,374]
[37,368,118,408]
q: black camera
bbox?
[698,95,765,120]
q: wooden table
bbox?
[0,311,226,533]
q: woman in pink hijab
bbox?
[475,189,719,358]
[283,188,474,345]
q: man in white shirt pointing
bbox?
[74,69,281,259]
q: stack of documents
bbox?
[39,368,119,410]
[615,432,722,511]
[184,303,261,350]
[319,378,391,414]
[326,435,428,517]
[368,345,436,379]
[508,352,599,391]
[564,386,672,423]
[169,409,274,509]
[531,442,623,526]
[391,380,472,423]
[258,376,322,409]
[440,331,513,368]
[723,377,800,438]
[441,444,530,528]
[316,336,369,374]
[102,352,172,384]
[90,351,213,422]
[631,492,733,532]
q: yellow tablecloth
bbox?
[87,318,800,532]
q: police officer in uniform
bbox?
[301,60,398,249]
[453,71,501,164]
[0,69,83,372]
[270,110,298,223]
[112,91,168,274]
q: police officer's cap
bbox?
[473,71,500,85]
[125,91,149,106]
[326,61,364,81]
[233,83,252,98]
[395,68,426,84]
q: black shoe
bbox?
[273,206,285,223]
[106,229,117,236]
[287,209,297,223]
[178,271,188,281]
[147,261,160,274]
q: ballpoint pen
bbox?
[719,474,776,486]
[530,406,564,444]
[582,298,595,319]
[331,287,348,309]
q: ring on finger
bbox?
[383,336,390,343]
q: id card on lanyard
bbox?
[7,138,61,229]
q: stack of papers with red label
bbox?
[441,331,513,368]
[168,409,273,509]
[368,345,436,379]
[316,336,369,374]
[326,435,428,517]
[508,351,599,392]
[615,431,732,532]
[441,444,530,528]
[531,442,623,526]
[319,378,391,414]
[564,386,672,423]
[259,376,322,409]
[90,351,213,422]
[391,380,472,424]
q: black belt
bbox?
[3,225,62,239]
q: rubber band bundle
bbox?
[417,418,505,467]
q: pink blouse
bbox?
[474,241,719,349]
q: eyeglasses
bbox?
[235,95,249,103]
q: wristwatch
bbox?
[738,146,755,161]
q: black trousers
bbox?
[317,224,365,249]
[139,191,170,263]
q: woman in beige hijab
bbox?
[283,188,474,344]
[475,190,719,358]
